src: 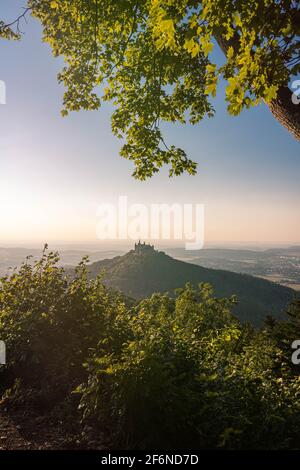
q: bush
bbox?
[0,248,126,404]
[78,283,300,449]
[1,252,300,449]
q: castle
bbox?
[134,240,155,254]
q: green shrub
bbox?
[0,248,126,404]
[1,251,300,449]
[79,284,300,449]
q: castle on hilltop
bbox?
[134,240,155,255]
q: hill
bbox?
[86,243,296,326]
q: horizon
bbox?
[0,239,299,251]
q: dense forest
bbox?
[85,246,294,326]
[1,249,300,449]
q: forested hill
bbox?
[85,246,296,326]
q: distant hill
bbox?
[86,243,296,326]
[165,245,300,291]
[0,247,124,276]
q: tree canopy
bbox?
[1,1,299,178]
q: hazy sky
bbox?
[0,1,299,247]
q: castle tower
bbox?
[134,241,155,254]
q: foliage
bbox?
[0,7,31,40]
[0,247,126,402]
[79,283,300,449]
[3,0,296,178]
[1,252,299,449]
[264,299,300,376]
[0,21,21,40]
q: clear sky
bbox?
[0,0,299,247]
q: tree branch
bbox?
[0,7,32,35]
[215,31,300,142]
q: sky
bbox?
[0,0,299,249]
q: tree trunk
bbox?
[215,35,300,143]
[267,86,300,142]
